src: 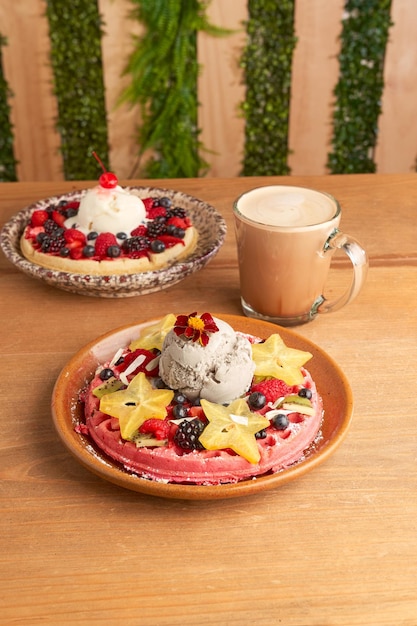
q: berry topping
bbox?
[174,419,206,451]
[139,418,172,441]
[30,210,49,227]
[250,378,296,405]
[94,232,118,257]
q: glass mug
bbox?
[233,185,368,326]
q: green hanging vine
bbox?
[121,0,231,179]
[45,0,109,180]
[240,0,296,176]
[327,0,393,173]
[0,35,17,182]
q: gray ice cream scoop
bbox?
[159,318,255,404]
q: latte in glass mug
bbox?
[233,185,368,326]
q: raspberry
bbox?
[94,232,118,258]
[139,419,172,440]
[130,224,147,237]
[142,197,155,211]
[250,379,296,404]
[146,206,167,220]
[30,210,49,227]
[174,419,206,451]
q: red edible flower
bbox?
[173,312,219,347]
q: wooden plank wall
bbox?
[0,0,416,182]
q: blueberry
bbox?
[60,247,70,257]
[87,231,98,240]
[99,368,114,381]
[36,232,47,243]
[255,429,267,439]
[150,239,166,253]
[116,232,127,240]
[248,391,266,410]
[271,414,289,430]
[83,245,95,257]
[172,404,189,419]
[173,392,188,404]
[158,196,172,208]
[107,245,121,258]
[298,388,312,400]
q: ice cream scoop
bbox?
[66,184,146,234]
[159,317,255,404]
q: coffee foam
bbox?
[236,186,337,228]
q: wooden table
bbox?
[1,173,416,625]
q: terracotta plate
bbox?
[51,314,353,500]
[0,186,226,297]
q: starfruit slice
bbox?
[99,372,173,440]
[251,334,312,386]
[199,398,270,464]
[129,314,176,352]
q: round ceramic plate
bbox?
[51,314,353,500]
[0,186,226,297]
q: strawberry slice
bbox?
[52,210,66,227]
[30,210,49,227]
[158,234,185,248]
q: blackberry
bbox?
[122,236,150,254]
[174,419,206,451]
[43,219,62,235]
[146,219,167,238]
[40,235,66,253]
[167,207,187,219]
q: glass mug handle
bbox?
[315,230,368,315]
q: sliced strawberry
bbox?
[70,247,83,260]
[146,206,167,220]
[64,228,86,244]
[30,210,49,227]
[166,216,188,230]
[158,234,185,248]
[52,210,66,227]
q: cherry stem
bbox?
[92,151,107,173]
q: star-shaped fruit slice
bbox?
[129,314,176,351]
[99,372,173,440]
[251,334,312,386]
[199,398,270,464]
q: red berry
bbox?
[250,379,297,404]
[158,234,185,248]
[52,210,66,227]
[99,172,118,189]
[130,224,147,237]
[94,232,118,258]
[64,228,86,246]
[146,206,167,219]
[167,216,188,230]
[139,419,172,440]
[142,198,155,211]
[30,210,49,227]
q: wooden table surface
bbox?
[1,173,416,625]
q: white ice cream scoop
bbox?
[66,184,146,234]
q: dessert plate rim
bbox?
[51,314,353,500]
